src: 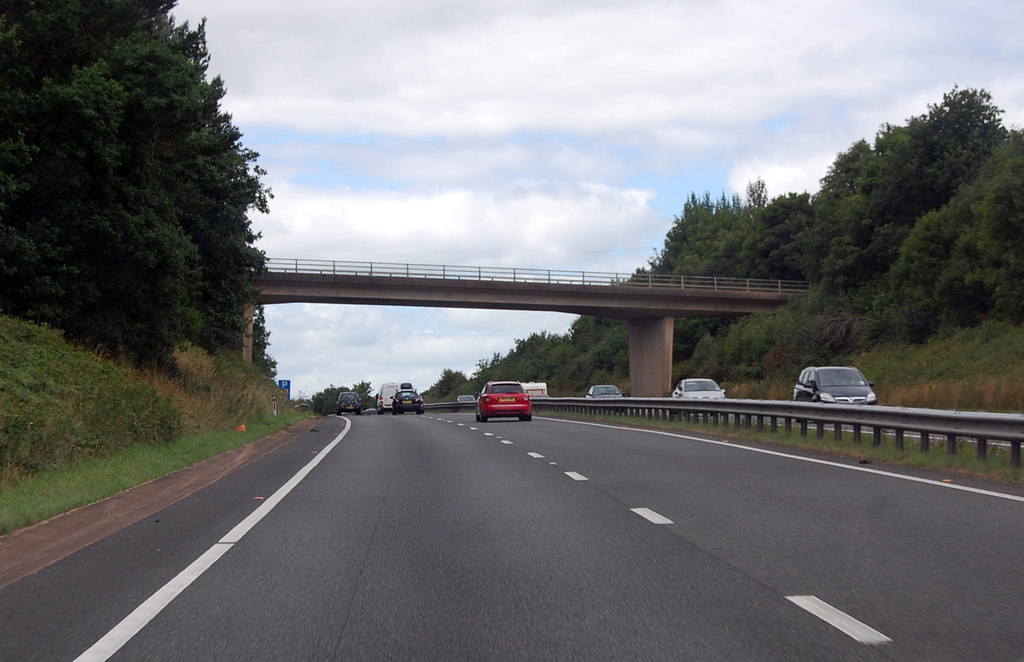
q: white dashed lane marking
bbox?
[527,452,545,459]
[564,472,589,481]
[786,595,892,645]
[630,507,673,524]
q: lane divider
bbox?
[630,507,674,525]
[786,595,892,645]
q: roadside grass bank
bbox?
[1,313,312,534]
[0,412,309,534]
[546,411,1024,486]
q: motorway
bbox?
[3,413,1024,660]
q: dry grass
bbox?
[135,347,278,433]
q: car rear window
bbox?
[489,383,524,394]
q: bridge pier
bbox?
[242,303,254,363]
[627,317,673,397]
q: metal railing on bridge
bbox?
[264,258,810,294]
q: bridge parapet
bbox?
[264,258,809,294]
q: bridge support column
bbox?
[241,303,254,363]
[627,317,673,397]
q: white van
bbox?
[375,382,402,413]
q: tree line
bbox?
[420,87,1024,399]
[1,0,274,374]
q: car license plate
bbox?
[499,397,515,402]
[402,400,412,404]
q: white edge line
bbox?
[786,595,892,645]
[545,417,1024,504]
[74,418,353,662]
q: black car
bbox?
[793,366,877,404]
[391,388,425,415]
[336,391,362,415]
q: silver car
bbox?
[672,378,725,399]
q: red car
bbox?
[476,381,532,422]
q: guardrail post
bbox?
[833,422,842,441]
[852,424,862,443]
[895,429,905,450]
[920,431,930,453]
[816,421,825,439]
[946,434,957,456]
[977,437,987,461]
[1013,441,1021,469]
[872,427,882,447]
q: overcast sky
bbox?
[171,0,1024,399]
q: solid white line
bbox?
[74,418,353,662]
[546,418,1024,504]
[565,471,589,481]
[630,507,673,524]
[786,595,892,645]
[527,452,545,459]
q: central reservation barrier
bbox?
[425,398,1024,468]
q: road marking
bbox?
[630,507,673,524]
[547,418,1024,504]
[483,432,494,437]
[73,418,353,662]
[500,440,514,445]
[565,471,589,481]
[527,452,545,459]
[786,595,892,645]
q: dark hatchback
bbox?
[336,391,362,415]
[391,389,425,415]
[793,366,877,404]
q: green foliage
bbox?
[422,368,474,401]
[0,314,181,482]
[0,1,269,366]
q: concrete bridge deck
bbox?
[248,259,809,396]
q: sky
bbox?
[170,0,1024,399]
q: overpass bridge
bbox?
[247,258,809,396]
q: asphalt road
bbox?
[3,413,1024,661]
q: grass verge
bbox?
[0,411,310,535]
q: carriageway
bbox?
[246,258,809,396]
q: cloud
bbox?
[255,180,662,270]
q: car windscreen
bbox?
[684,380,719,391]
[594,386,618,395]
[816,369,866,387]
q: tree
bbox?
[0,1,269,365]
